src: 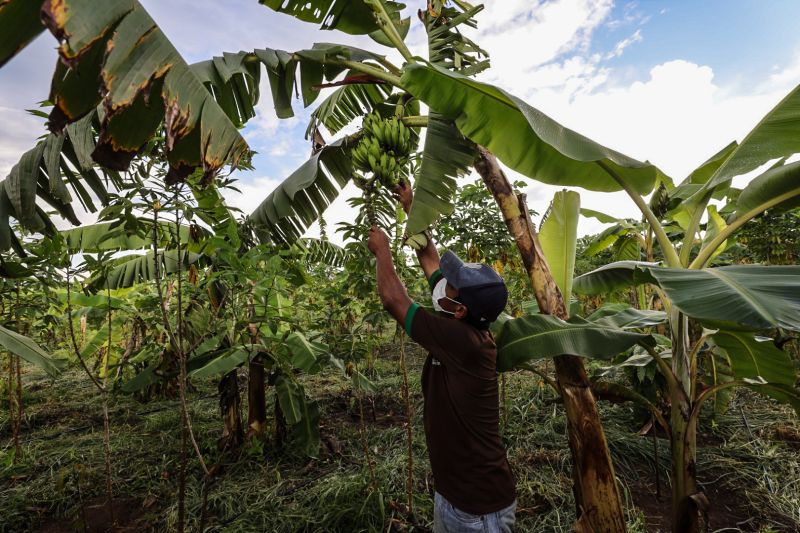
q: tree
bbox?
[403,55,800,532]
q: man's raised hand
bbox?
[392,180,413,214]
[367,226,391,256]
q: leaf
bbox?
[695,80,800,198]
[289,396,321,458]
[351,369,376,393]
[733,160,800,217]
[572,261,659,295]
[584,223,626,256]
[189,51,262,127]
[668,141,738,207]
[249,137,353,244]
[61,221,193,253]
[0,324,65,377]
[274,374,304,425]
[587,307,667,329]
[286,331,329,373]
[259,0,398,35]
[711,331,799,414]
[42,0,249,181]
[580,208,619,224]
[89,250,203,291]
[495,314,653,372]
[406,113,475,236]
[539,190,580,305]
[613,235,641,262]
[0,0,46,67]
[5,143,46,230]
[307,78,392,136]
[423,3,489,76]
[190,347,250,379]
[254,43,388,117]
[649,265,800,331]
[401,62,664,195]
[700,205,727,264]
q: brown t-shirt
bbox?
[404,277,516,514]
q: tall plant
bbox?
[242,1,633,529]
[401,60,800,531]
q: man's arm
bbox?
[368,226,412,325]
[393,181,441,282]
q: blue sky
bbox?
[1,0,799,241]
[596,1,800,88]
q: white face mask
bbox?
[432,278,460,315]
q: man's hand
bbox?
[367,226,390,256]
[392,180,413,214]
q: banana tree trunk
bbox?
[247,356,267,438]
[218,370,244,451]
[474,146,626,533]
[670,310,705,532]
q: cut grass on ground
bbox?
[1,342,799,532]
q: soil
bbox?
[626,463,797,532]
[36,497,149,533]
[322,389,409,430]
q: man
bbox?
[367,182,516,533]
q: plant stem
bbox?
[15,354,22,457]
[65,269,103,391]
[8,353,18,464]
[474,147,626,532]
[173,189,210,475]
[354,361,378,491]
[518,362,558,392]
[400,115,428,128]
[335,59,404,87]
[678,193,712,267]
[599,161,681,267]
[103,280,116,531]
[365,0,414,62]
[689,380,743,426]
[398,330,414,515]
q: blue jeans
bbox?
[434,492,516,533]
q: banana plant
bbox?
[237,2,632,528]
[1,0,251,182]
[405,57,800,530]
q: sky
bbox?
[1,0,800,244]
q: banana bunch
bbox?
[351,113,417,226]
[350,136,381,174]
[362,114,413,157]
[351,114,414,189]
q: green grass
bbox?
[1,343,799,532]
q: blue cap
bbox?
[439,251,508,326]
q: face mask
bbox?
[432,278,460,315]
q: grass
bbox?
[1,343,799,532]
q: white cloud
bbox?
[476,0,614,86]
[605,29,642,59]
[0,108,44,178]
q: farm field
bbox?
[3,352,799,532]
[1,1,800,532]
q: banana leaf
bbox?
[649,265,800,331]
[495,314,653,372]
[0,324,65,377]
[694,81,800,199]
[401,62,664,195]
[711,331,800,415]
[249,137,353,244]
[539,190,580,304]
